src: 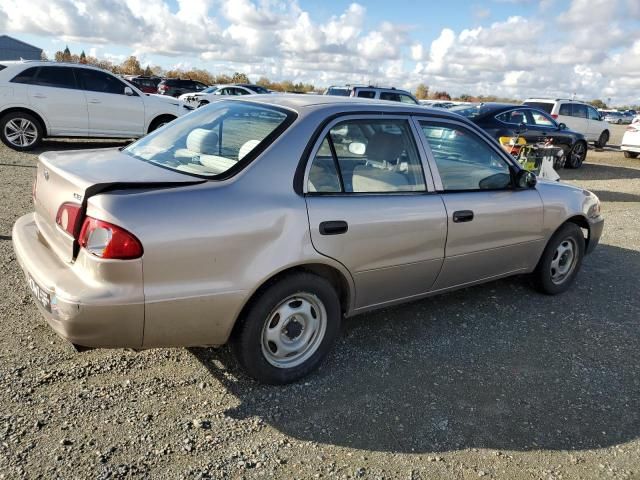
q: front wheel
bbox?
[0,112,43,151]
[533,223,585,295]
[624,151,639,158]
[231,272,341,384]
[566,141,587,168]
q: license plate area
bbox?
[27,273,51,313]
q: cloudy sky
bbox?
[1,0,639,104]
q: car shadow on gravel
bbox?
[191,243,640,454]
[561,162,640,181]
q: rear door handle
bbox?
[88,99,101,104]
[452,210,474,223]
[32,94,46,99]
[319,220,348,235]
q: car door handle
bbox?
[32,93,46,99]
[88,99,101,104]
[319,221,348,235]
[452,210,474,223]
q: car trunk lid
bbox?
[33,147,204,263]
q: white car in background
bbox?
[523,98,610,148]
[0,61,191,151]
[621,122,640,158]
[181,84,272,108]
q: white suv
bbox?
[523,98,610,148]
[324,85,419,105]
[0,61,192,151]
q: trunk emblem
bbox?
[43,169,49,181]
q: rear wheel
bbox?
[595,131,609,149]
[231,272,341,384]
[533,223,585,295]
[624,151,639,158]
[566,141,587,168]
[0,111,43,151]
[148,115,176,133]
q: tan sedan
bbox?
[13,95,604,384]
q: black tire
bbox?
[231,272,341,384]
[554,150,567,169]
[533,223,585,295]
[623,151,638,159]
[0,111,43,151]
[566,141,587,169]
[595,131,609,149]
[148,115,176,133]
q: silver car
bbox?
[13,95,604,384]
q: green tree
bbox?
[143,65,153,76]
[79,51,86,64]
[120,56,143,75]
[432,90,451,100]
[62,45,71,62]
[589,99,607,109]
[414,83,429,100]
[231,72,250,84]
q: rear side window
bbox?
[572,104,587,118]
[523,102,553,114]
[308,118,426,193]
[380,92,402,102]
[399,94,418,105]
[33,67,78,89]
[11,67,39,84]
[76,69,128,95]
[559,104,572,116]
[357,90,376,99]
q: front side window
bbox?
[379,92,401,102]
[399,94,418,105]
[420,122,512,191]
[10,66,39,84]
[76,69,128,95]
[496,109,530,125]
[124,101,293,178]
[32,67,77,89]
[588,107,600,120]
[529,109,556,127]
[245,85,270,94]
[308,118,426,193]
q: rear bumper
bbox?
[12,213,145,348]
[586,216,604,255]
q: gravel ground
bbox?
[1,125,639,479]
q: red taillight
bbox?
[55,203,83,237]
[551,114,558,119]
[78,217,143,260]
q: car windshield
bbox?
[245,85,270,94]
[523,102,553,114]
[326,87,351,96]
[202,86,218,94]
[124,101,294,178]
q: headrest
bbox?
[186,128,219,155]
[238,139,261,160]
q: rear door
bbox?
[415,118,545,290]
[304,115,447,310]
[25,66,88,136]
[75,68,144,137]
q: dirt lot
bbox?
[1,124,639,479]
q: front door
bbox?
[305,116,447,310]
[416,119,545,290]
[75,68,145,137]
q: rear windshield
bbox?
[450,104,491,119]
[325,87,350,96]
[124,101,295,178]
[523,101,553,114]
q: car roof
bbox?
[222,93,454,118]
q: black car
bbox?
[450,103,588,169]
[157,78,209,97]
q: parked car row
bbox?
[179,83,271,108]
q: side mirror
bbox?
[124,86,134,96]
[348,142,366,155]
[516,122,527,133]
[516,169,537,189]
[558,122,567,130]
